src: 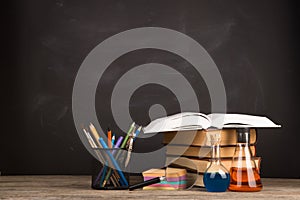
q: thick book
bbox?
[167,156,262,174]
[163,129,257,146]
[166,145,256,158]
[143,112,280,133]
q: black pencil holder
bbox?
[91,148,130,190]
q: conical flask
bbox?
[229,128,262,192]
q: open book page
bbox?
[208,113,281,128]
[143,112,281,133]
[143,112,211,133]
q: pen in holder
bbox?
[91,147,130,190]
[86,122,141,190]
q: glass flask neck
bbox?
[234,128,254,159]
[211,143,221,164]
[233,143,254,163]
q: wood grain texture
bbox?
[0,176,299,199]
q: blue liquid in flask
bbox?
[203,172,230,192]
[203,132,230,192]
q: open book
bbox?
[143,112,281,133]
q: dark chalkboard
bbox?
[2,0,299,178]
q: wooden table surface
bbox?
[0,176,299,199]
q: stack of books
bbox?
[143,112,280,187]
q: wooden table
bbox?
[0,176,299,199]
